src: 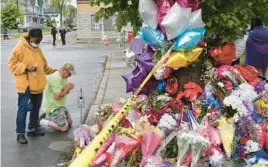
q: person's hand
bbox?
[26,65,37,72]
[66,83,74,91]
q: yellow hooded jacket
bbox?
[8,36,55,94]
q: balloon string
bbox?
[69,47,172,167]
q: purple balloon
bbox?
[130,38,144,55]
[122,72,133,92]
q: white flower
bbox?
[217,82,224,88]
[246,140,260,153]
[158,113,177,130]
[265,84,268,91]
[119,98,127,104]
[90,124,99,135]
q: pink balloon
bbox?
[157,0,172,36]
[177,0,200,11]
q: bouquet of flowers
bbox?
[140,126,164,166]
[73,124,93,148]
[190,135,210,167]
[176,132,195,167]
[213,65,245,87]
[111,135,141,166]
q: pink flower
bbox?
[223,80,233,92]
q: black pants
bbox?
[4,35,9,40]
[16,88,43,133]
[61,34,66,45]
[52,34,56,46]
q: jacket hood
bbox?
[19,35,38,50]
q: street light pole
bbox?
[16,0,18,10]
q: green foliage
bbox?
[0,0,24,29]
[45,16,53,26]
[89,0,268,42]
[89,0,142,35]
[201,0,268,46]
[45,0,71,25]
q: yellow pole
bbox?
[69,48,172,167]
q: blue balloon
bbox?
[173,27,206,51]
[138,26,166,49]
[157,80,167,93]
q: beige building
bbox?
[76,1,119,41]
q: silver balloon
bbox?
[161,2,191,40]
[139,0,158,29]
[233,35,248,60]
[188,9,205,29]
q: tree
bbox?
[46,0,71,26]
[45,16,53,26]
[0,0,24,29]
[89,0,268,40]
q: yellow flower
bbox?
[195,108,202,115]
[119,127,135,134]
[251,164,264,167]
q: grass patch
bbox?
[10,29,51,38]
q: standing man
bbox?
[51,24,57,46]
[8,29,56,144]
[40,63,75,132]
[59,27,67,45]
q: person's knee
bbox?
[60,124,69,132]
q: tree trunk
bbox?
[60,9,63,27]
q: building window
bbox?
[91,15,102,30]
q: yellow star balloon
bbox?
[166,47,203,68]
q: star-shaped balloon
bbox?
[130,38,144,55]
[161,2,191,40]
[139,26,166,49]
[188,9,205,30]
[139,0,158,29]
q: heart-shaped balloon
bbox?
[209,42,236,65]
[139,0,158,29]
[161,2,191,40]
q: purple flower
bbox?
[243,100,254,112]
[255,81,266,93]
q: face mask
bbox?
[30,42,39,48]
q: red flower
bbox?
[240,136,250,145]
[120,115,132,128]
[165,76,179,95]
[208,108,219,113]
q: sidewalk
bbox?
[85,51,132,125]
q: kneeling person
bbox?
[40,63,75,131]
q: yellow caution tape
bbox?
[69,48,172,167]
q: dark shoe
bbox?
[17,134,28,144]
[27,127,45,136]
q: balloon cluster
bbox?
[138,0,206,69]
